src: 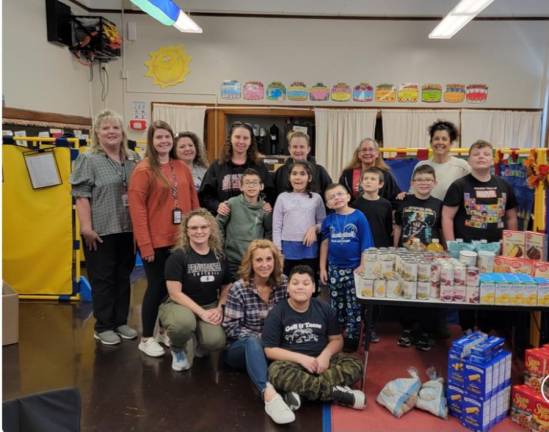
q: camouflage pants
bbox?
[268,353,363,401]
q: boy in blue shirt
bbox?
[320,184,374,351]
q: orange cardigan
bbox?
[129,159,199,258]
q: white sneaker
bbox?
[332,386,366,410]
[155,330,171,348]
[138,337,165,357]
[171,349,191,371]
[265,394,295,424]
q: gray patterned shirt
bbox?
[70,149,140,236]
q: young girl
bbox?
[272,161,326,283]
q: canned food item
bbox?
[401,280,417,299]
[401,259,418,282]
[417,261,431,282]
[454,265,467,286]
[453,284,466,302]
[386,279,400,298]
[374,279,386,298]
[440,264,454,287]
[440,282,454,302]
[364,260,381,279]
[417,282,430,300]
[459,250,478,267]
[478,251,495,273]
[356,277,374,298]
[466,285,480,304]
[380,260,394,278]
[364,251,378,262]
[466,266,480,287]
[430,281,440,299]
[431,263,441,284]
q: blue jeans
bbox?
[224,336,268,394]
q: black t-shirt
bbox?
[165,248,230,306]
[443,174,517,243]
[394,195,442,247]
[352,196,393,248]
[262,298,339,357]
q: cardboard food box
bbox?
[534,261,549,278]
[502,230,526,258]
[525,231,546,261]
[3,281,19,346]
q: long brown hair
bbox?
[220,122,260,165]
[238,239,284,287]
[344,138,389,172]
[172,131,209,168]
[172,208,223,257]
[145,120,174,186]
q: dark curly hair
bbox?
[428,120,459,143]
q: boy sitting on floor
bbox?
[262,265,365,413]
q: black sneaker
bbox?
[370,330,380,344]
[283,392,301,411]
[415,333,433,352]
[332,386,366,410]
[397,329,413,348]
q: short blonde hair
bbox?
[287,130,310,146]
[91,109,129,156]
[238,239,284,287]
[173,208,223,257]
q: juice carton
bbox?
[502,230,525,258]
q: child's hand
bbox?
[320,268,328,285]
[217,201,231,216]
[262,202,272,213]
[298,354,319,374]
[316,353,331,373]
[395,191,407,201]
[303,226,317,247]
[354,265,364,276]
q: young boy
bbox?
[263,265,365,413]
[217,169,272,280]
[320,183,374,351]
[394,165,442,351]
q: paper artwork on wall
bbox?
[266,82,286,101]
[287,82,308,101]
[220,80,241,100]
[444,84,466,103]
[243,81,265,100]
[466,84,488,103]
[309,83,330,101]
[375,84,396,102]
[421,84,442,102]
[353,83,374,102]
[331,83,352,102]
[398,83,419,103]
[145,45,191,88]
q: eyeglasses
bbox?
[242,181,261,186]
[187,225,210,231]
[326,191,348,201]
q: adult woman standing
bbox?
[413,120,470,200]
[129,120,199,357]
[339,138,401,202]
[199,122,275,215]
[70,109,140,345]
[171,131,209,191]
[222,240,295,425]
[159,208,231,371]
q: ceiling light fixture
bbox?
[130,0,203,33]
[429,0,494,39]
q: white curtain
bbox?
[152,103,207,143]
[460,109,542,148]
[315,109,377,179]
[381,109,461,149]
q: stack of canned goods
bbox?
[355,247,483,303]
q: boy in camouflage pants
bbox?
[262,265,365,410]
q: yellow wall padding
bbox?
[2,144,73,295]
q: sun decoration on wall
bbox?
[145,45,191,88]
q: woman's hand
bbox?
[217,201,231,216]
[298,354,319,374]
[262,202,272,213]
[395,191,407,201]
[303,226,317,247]
[81,228,103,251]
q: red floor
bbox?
[331,324,524,432]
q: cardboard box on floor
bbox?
[3,281,19,345]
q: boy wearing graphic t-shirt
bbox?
[263,265,365,412]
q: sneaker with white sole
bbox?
[283,392,301,411]
[94,330,121,345]
[153,321,171,347]
[116,325,138,340]
[332,386,366,410]
[171,349,191,371]
[264,394,295,424]
[138,337,165,357]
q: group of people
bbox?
[70,109,518,424]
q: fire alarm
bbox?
[129,119,147,131]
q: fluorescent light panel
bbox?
[174,11,203,33]
[429,0,495,39]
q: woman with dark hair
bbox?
[171,131,209,191]
[339,138,401,202]
[222,240,295,425]
[129,120,199,358]
[199,122,275,215]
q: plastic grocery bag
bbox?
[376,368,421,418]
[415,367,448,419]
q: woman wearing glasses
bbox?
[129,120,199,358]
[159,208,231,371]
[199,122,275,216]
[171,131,209,191]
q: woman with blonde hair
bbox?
[70,109,140,346]
[171,131,209,191]
[222,240,295,425]
[129,120,199,358]
[339,138,401,202]
[158,208,231,371]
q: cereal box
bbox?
[526,231,546,261]
[462,395,491,432]
[479,274,496,305]
[502,230,525,258]
[447,384,465,419]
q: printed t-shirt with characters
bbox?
[394,195,442,247]
[443,174,518,243]
[320,210,374,268]
[262,298,339,357]
[165,248,231,306]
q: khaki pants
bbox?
[158,300,226,366]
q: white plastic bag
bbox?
[376,368,421,418]
[415,368,448,419]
